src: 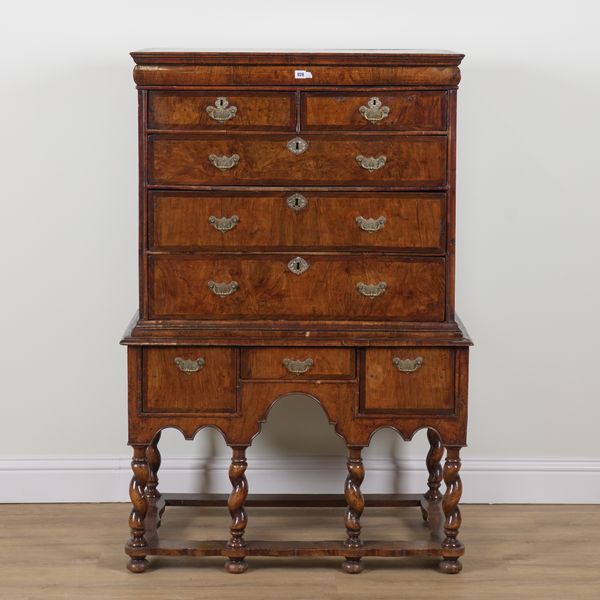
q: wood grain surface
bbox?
[147,134,447,187]
[148,254,446,321]
[2,504,598,600]
[149,191,446,253]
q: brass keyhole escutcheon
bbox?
[287,137,308,155]
[287,256,310,275]
[286,193,308,212]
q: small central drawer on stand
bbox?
[241,348,356,380]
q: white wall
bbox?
[1,0,599,502]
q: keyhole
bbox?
[295,141,300,151]
[219,98,224,106]
[295,261,301,270]
[294,198,300,207]
[371,98,377,106]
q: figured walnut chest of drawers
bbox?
[121,50,471,575]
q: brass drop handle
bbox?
[356,155,387,172]
[359,97,390,122]
[209,154,240,170]
[392,356,424,374]
[356,216,386,232]
[206,97,238,121]
[283,358,314,375]
[207,280,239,296]
[174,357,206,375]
[209,215,239,232]
[356,282,387,298]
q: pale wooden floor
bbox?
[1,504,599,599]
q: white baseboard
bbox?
[1,456,599,504]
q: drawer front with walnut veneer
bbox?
[147,134,447,187]
[148,254,446,321]
[149,191,446,252]
[241,348,356,380]
[302,91,447,131]
[142,347,237,413]
[122,50,471,577]
[362,348,455,413]
[148,91,296,131]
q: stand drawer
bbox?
[149,191,445,253]
[142,347,237,413]
[241,348,356,380]
[362,348,455,413]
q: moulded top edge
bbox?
[130,49,465,66]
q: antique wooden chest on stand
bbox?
[121,49,471,574]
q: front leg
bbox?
[342,446,365,574]
[225,446,249,573]
[126,445,150,573]
[421,428,444,521]
[145,431,162,500]
[440,446,464,573]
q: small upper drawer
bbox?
[362,348,455,413]
[148,91,296,131]
[302,92,446,131]
[241,347,356,380]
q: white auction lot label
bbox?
[294,69,313,79]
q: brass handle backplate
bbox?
[356,216,386,232]
[392,356,424,374]
[356,155,387,172]
[209,215,239,232]
[283,358,314,374]
[356,282,387,298]
[359,97,390,122]
[206,97,238,122]
[174,357,206,375]
[207,280,239,296]
[209,153,240,170]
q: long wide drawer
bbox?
[147,134,447,187]
[149,191,445,252]
[148,254,446,321]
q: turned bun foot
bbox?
[127,557,150,573]
[342,558,364,574]
[439,558,462,574]
[225,558,248,574]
